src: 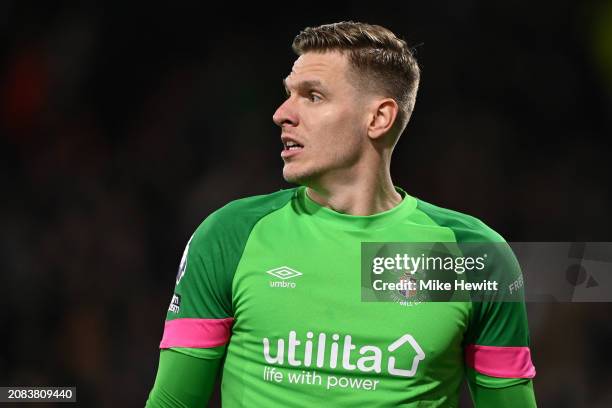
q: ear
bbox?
[366,98,399,140]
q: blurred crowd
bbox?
[1,2,611,407]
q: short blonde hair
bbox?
[292,21,420,132]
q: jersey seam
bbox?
[415,204,476,352]
[229,196,296,313]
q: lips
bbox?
[284,140,303,150]
[281,134,304,150]
[281,134,304,158]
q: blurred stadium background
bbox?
[1,1,611,406]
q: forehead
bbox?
[284,51,351,88]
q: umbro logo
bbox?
[267,266,302,288]
[267,266,303,280]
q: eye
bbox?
[308,92,322,103]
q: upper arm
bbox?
[467,367,537,408]
[148,190,297,406]
[160,213,238,353]
[464,242,537,405]
[146,348,223,408]
[149,212,241,407]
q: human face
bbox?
[273,51,369,186]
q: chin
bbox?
[282,170,303,185]
[282,164,316,186]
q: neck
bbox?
[305,163,402,216]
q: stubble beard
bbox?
[282,161,322,187]
[282,150,357,188]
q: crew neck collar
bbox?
[296,185,417,230]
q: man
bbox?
[146,21,536,407]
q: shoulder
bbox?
[191,188,297,243]
[415,198,505,243]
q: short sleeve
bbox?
[157,189,296,356]
[159,210,238,354]
[413,199,537,388]
[464,242,536,387]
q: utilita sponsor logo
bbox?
[263,331,425,377]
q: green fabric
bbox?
[171,345,227,360]
[466,365,531,389]
[467,368,537,407]
[153,186,535,407]
[146,349,221,407]
[146,352,537,407]
[416,199,532,383]
[166,189,295,359]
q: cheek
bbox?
[312,107,363,146]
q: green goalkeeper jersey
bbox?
[154,186,535,407]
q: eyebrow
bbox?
[283,78,328,94]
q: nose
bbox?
[272,97,298,128]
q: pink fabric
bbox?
[465,344,536,378]
[159,317,234,349]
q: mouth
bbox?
[281,135,304,158]
[283,140,304,151]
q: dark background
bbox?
[1,1,611,406]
